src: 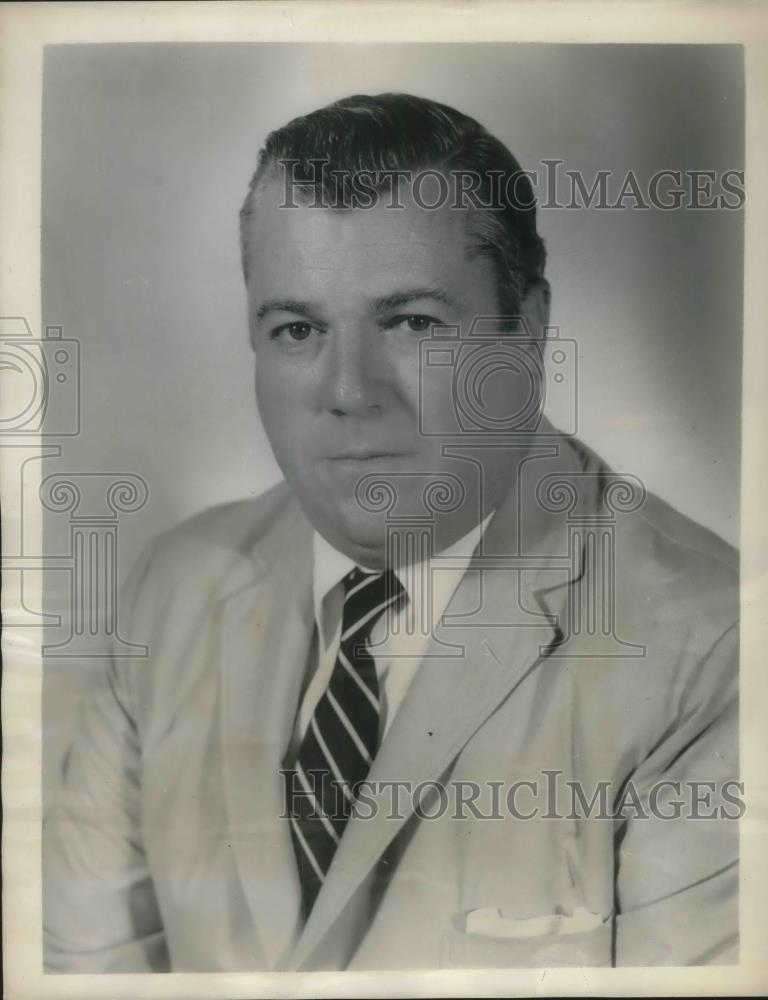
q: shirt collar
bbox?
[312,511,494,631]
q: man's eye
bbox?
[391,314,440,333]
[272,321,316,342]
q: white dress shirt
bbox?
[295,512,494,746]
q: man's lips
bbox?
[324,449,414,461]
[322,451,416,468]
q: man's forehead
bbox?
[246,176,469,262]
[248,240,457,306]
[241,176,502,310]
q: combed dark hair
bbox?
[239,92,546,314]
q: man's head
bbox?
[240,93,550,566]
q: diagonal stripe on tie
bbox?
[337,647,380,711]
[326,689,373,764]
[286,565,405,921]
[344,570,380,601]
[341,588,402,645]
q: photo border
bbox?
[1,2,766,997]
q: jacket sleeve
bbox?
[43,546,170,973]
[613,621,740,966]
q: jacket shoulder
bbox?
[629,491,738,633]
[632,489,737,580]
[566,432,738,630]
[123,481,303,599]
[602,484,738,636]
[159,480,297,551]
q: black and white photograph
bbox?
[1,3,767,997]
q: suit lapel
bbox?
[290,436,589,970]
[217,507,315,968]
[289,581,557,970]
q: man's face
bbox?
[244,177,544,566]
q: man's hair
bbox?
[239,92,546,314]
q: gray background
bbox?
[41,42,744,782]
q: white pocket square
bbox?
[463,905,605,939]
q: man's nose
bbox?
[320,326,384,417]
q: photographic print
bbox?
[1,4,766,998]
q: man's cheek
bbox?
[255,369,289,424]
[391,366,424,423]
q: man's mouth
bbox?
[328,450,408,461]
[324,450,416,469]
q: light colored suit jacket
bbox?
[43,430,739,972]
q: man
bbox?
[44,93,739,972]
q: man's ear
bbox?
[520,278,551,340]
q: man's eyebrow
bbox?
[371,288,460,313]
[254,299,315,322]
[255,288,460,322]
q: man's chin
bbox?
[316,511,389,568]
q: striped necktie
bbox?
[287,566,405,920]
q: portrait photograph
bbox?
[1,3,767,999]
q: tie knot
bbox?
[341,567,404,645]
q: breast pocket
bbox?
[440,920,613,969]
